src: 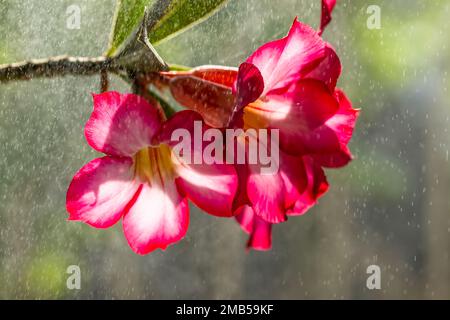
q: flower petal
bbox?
[290,88,358,162]
[279,150,307,208]
[328,89,360,146]
[235,62,265,110]
[311,90,359,167]
[122,178,189,255]
[312,144,353,168]
[267,79,338,129]
[235,205,254,234]
[235,205,272,250]
[249,215,273,250]
[244,18,326,94]
[305,45,341,91]
[158,111,238,217]
[243,146,308,223]
[175,160,238,217]
[85,91,161,157]
[319,0,337,35]
[156,110,206,148]
[247,163,287,224]
[243,79,339,155]
[232,163,251,212]
[288,156,329,216]
[66,156,138,228]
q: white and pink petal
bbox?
[85,92,161,157]
[66,156,139,228]
[175,161,238,218]
[247,165,287,224]
[122,178,189,255]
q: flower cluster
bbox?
[67,2,359,254]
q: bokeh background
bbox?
[1,0,449,299]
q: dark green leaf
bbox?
[106,0,155,57]
[148,0,229,45]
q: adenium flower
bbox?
[66,92,237,254]
[163,15,359,250]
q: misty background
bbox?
[0,0,449,299]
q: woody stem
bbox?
[0,55,123,83]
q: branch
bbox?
[0,7,170,84]
[0,55,122,83]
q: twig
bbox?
[0,55,122,83]
[100,70,109,92]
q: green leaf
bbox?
[148,0,229,45]
[106,0,228,57]
[106,0,155,57]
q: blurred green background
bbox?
[0,0,449,299]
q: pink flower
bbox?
[231,19,358,250]
[235,90,357,250]
[66,92,237,254]
[164,17,359,250]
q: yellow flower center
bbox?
[242,100,269,131]
[134,144,175,184]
